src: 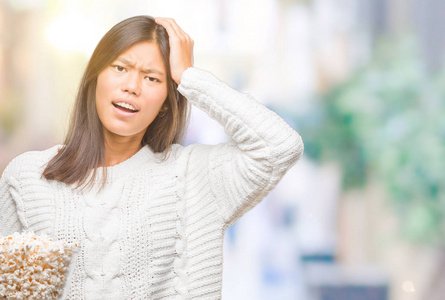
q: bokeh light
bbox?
[46,12,103,55]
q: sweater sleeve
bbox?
[0,160,24,237]
[177,67,304,227]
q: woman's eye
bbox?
[145,76,160,83]
[113,65,125,72]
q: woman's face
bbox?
[95,41,168,143]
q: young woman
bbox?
[0,16,303,299]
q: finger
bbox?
[168,18,189,39]
[155,17,181,40]
[155,18,179,38]
[156,18,189,41]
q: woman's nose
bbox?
[122,72,141,96]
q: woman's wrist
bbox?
[175,65,193,85]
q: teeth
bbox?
[115,102,137,111]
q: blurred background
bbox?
[0,0,444,299]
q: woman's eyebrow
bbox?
[116,57,165,76]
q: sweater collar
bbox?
[88,145,157,183]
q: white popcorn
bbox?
[0,231,78,300]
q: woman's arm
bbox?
[156,17,303,226]
[0,163,24,236]
[178,67,303,226]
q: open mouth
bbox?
[112,102,139,113]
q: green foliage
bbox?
[301,37,445,244]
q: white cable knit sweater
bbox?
[0,67,303,299]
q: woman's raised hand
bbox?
[155,17,194,85]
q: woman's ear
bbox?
[158,105,168,118]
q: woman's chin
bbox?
[102,127,146,142]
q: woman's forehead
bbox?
[116,41,166,73]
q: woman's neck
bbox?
[103,132,143,167]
